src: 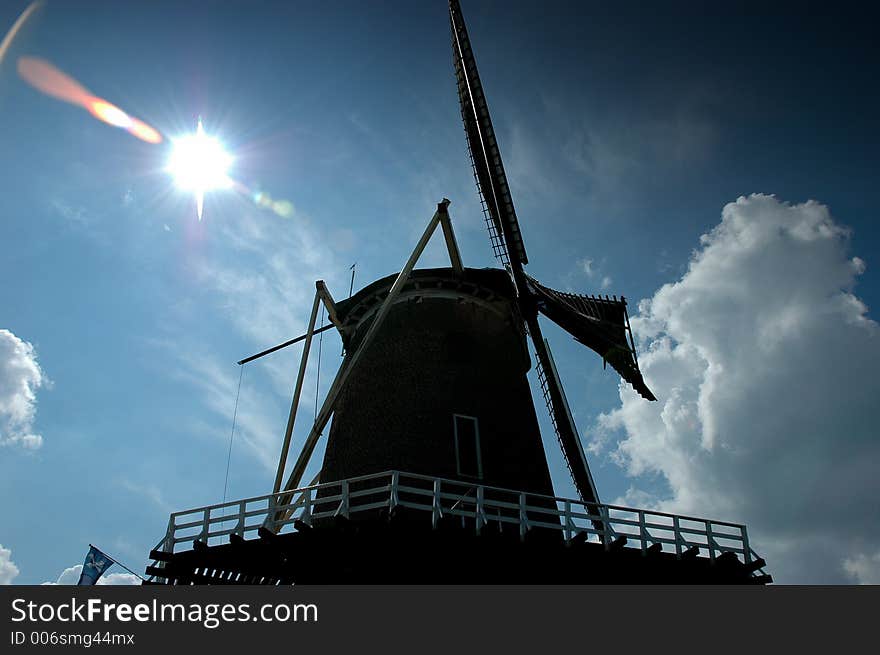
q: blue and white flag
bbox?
[77,545,114,585]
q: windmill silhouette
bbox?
[145,1,770,585]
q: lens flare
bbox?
[87,98,131,128]
[0,2,43,67]
[18,55,294,224]
[167,118,233,220]
[127,119,162,145]
[17,56,91,105]
[17,56,162,144]
[253,190,294,218]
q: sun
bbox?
[166,118,232,220]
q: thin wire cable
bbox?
[222,364,245,507]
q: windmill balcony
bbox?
[145,470,771,584]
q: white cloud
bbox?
[164,348,284,472]
[192,205,344,391]
[118,478,172,514]
[580,257,595,277]
[0,329,47,450]
[49,198,88,226]
[591,194,879,583]
[43,565,139,586]
[562,111,716,208]
[154,195,349,473]
[574,257,613,292]
[843,551,880,584]
[0,544,20,584]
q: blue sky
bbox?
[1,1,877,584]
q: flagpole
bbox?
[89,544,146,582]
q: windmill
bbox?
[144,0,770,585]
[449,0,655,511]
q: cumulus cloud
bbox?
[0,329,48,450]
[591,194,879,583]
[0,544,20,584]
[843,551,880,585]
[43,565,139,586]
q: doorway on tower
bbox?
[453,414,482,480]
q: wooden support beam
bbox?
[257,526,277,542]
[293,519,312,532]
[439,209,464,274]
[148,549,173,562]
[272,287,322,495]
[716,550,739,565]
[145,566,168,579]
[237,324,335,366]
[744,556,767,573]
[277,200,452,499]
[682,546,700,559]
[316,280,341,327]
[609,535,628,551]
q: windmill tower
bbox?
[144,0,770,585]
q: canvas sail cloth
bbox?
[76,545,114,585]
[525,274,656,401]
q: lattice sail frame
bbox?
[525,275,656,401]
[451,0,526,268]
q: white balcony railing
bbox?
[147,470,768,581]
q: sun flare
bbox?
[167,118,232,220]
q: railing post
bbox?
[741,525,751,565]
[164,516,176,554]
[639,510,647,555]
[339,480,350,519]
[264,493,277,532]
[601,506,613,551]
[432,479,442,529]
[564,501,573,542]
[518,492,527,541]
[236,500,246,537]
[301,488,312,526]
[475,485,485,536]
[706,521,715,562]
[199,508,210,543]
[673,515,682,556]
[390,471,399,511]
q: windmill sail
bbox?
[451,0,653,508]
[450,0,528,268]
[530,321,602,508]
[526,274,656,401]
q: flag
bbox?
[76,545,114,585]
